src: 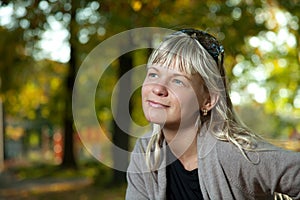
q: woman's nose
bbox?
[152,84,168,97]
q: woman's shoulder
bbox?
[215,135,300,165]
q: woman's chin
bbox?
[145,117,166,126]
[143,108,168,125]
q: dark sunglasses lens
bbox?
[180,29,223,63]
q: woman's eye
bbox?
[148,73,158,78]
[173,79,184,86]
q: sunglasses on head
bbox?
[179,28,224,66]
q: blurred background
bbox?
[0,0,299,199]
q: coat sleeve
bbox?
[264,148,300,200]
[126,139,150,200]
[218,141,300,199]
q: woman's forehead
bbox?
[147,62,193,77]
[147,63,190,76]
[147,63,205,84]
[149,57,195,74]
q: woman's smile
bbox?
[147,100,170,108]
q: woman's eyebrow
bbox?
[147,65,192,80]
[171,73,191,80]
[147,66,159,71]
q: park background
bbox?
[0,0,299,199]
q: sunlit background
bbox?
[0,0,299,199]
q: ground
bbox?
[0,163,126,200]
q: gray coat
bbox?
[126,128,300,200]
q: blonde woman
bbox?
[126,28,300,200]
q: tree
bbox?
[0,0,106,168]
[111,52,133,184]
[60,0,78,168]
[1,0,299,182]
[0,6,33,160]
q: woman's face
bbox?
[142,64,209,129]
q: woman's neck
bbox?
[163,125,199,171]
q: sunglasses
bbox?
[179,28,224,66]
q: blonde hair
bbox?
[145,30,260,170]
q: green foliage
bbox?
[0,0,299,170]
[0,1,299,194]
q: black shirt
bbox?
[166,156,204,200]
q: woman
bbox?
[126,28,300,200]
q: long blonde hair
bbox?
[145,29,259,170]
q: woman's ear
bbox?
[202,93,219,111]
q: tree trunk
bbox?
[60,0,77,169]
[112,52,133,184]
[0,98,5,172]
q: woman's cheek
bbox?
[141,84,149,101]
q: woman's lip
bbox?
[147,100,169,108]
